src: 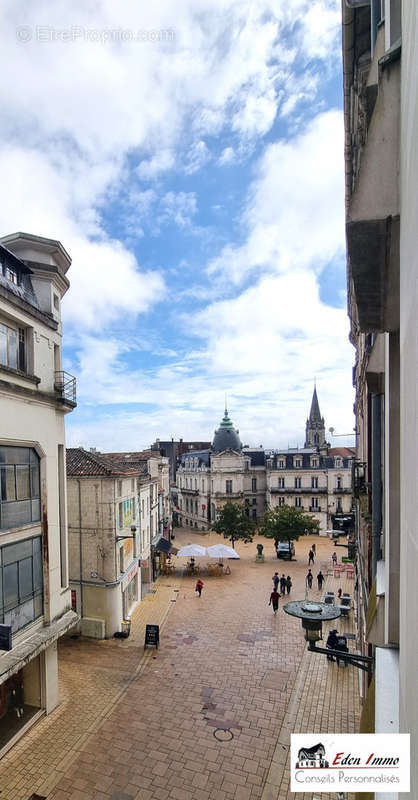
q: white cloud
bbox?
[208,110,345,283]
[218,146,235,165]
[159,191,197,227]
[183,140,210,174]
[0,146,164,329]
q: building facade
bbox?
[343,0,417,795]
[150,438,211,481]
[66,448,172,638]
[175,394,354,533]
[0,232,77,755]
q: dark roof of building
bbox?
[243,449,266,466]
[182,450,211,466]
[212,408,242,453]
[66,448,146,477]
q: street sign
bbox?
[144,624,159,649]
[0,624,12,651]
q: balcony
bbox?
[214,491,243,499]
[309,506,322,513]
[270,486,327,494]
[180,487,199,495]
[332,487,352,494]
[54,371,77,407]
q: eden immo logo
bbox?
[291,733,410,792]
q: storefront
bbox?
[121,561,139,620]
[0,656,43,754]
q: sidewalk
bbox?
[0,581,181,800]
[0,531,360,800]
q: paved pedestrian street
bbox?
[0,531,360,800]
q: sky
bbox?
[0,0,355,451]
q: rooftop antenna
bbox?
[225,392,228,413]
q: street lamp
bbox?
[329,427,356,438]
[283,600,374,674]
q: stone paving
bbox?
[0,530,360,800]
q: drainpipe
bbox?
[371,394,382,579]
[78,479,84,619]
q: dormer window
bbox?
[294,458,302,468]
[278,460,285,469]
[335,457,342,468]
[6,266,19,285]
[311,458,319,468]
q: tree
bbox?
[212,502,255,548]
[260,505,319,551]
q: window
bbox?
[195,501,198,514]
[312,477,318,489]
[336,500,343,513]
[335,458,342,468]
[294,459,302,468]
[195,479,197,490]
[131,479,135,492]
[252,478,257,492]
[295,477,301,489]
[0,536,43,633]
[278,477,285,488]
[117,480,122,497]
[336,476,342,489]
[0,323,25,372]
[186,498,189,512]
[311,497,319,509]
[278,497,285,506]
[295,497,302,507]
[314,433,319,445]
[6,266,19,285]
[0,447,40,530]
[141,499,144,517]
[202,480,205,493]
[226,480,232,494]
[278,460,285,469]
[252,509,257,520]
[311,458,318,468]
[118,503,123,528]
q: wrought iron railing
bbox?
[54,370,77,405]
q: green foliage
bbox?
[260,505,319,545]
[212,501,255,548]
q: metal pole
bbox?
[371,394,382,579]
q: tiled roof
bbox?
[66,448,145,477]
[328,447,355,457]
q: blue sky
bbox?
[0,0,355,450]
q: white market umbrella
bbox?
[206,544,240,559]
[176,544,207,557]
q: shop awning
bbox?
[154,537,178,555]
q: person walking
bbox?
[272,572,280,591]
[286,575,292,595]
[308,549,315,565]
[337,587,342,599]
[312,543,316,555]
[269,588,280,615]
[306,569,313,589]
[274,541,280,559]
[280,573,287,594]
[195,579,204,597]
[332,551,337,566]
[317,570,324,590]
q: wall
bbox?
[399,3,418,794]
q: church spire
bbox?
[305,386,326,448]
[308,386,322,424]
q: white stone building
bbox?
[0,232,77,755]
[175,394,353,533]
[343,1,418,792]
